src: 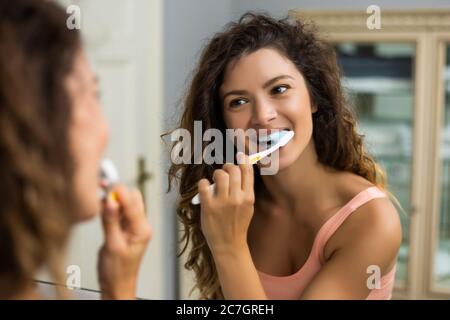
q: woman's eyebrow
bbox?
[222,89,249,101]
[262,75,294,89]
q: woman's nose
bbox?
[251,98,277,127]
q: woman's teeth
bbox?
[258,129,291,145]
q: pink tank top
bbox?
[257,186,397,300]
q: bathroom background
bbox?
[36,0,450,300]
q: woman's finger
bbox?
[101,195,122,245]
[237,152,254,194]
[198,178,212,206]
[213,169,229,199]
[113,185,146,234]
[222,163,241,200]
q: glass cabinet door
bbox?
[435,43,450,291]
[334,43,415,287]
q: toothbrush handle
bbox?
[191,184,216,205]
[191,156,259,205]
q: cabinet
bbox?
[290,9,450,299]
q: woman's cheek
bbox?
[69,135,100,220]
[101,118,111,151]
[68,111,104,221]
[97,113,111,158]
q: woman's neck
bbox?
[260,139,338,220]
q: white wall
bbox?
[162,0,234,299]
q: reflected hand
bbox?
[97,184,152,299]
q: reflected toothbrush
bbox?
[99,158,120,202]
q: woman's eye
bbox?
[271,85,289,95]
[229,98,247,108]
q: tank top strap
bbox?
[314,186,387,264]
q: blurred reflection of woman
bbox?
[0,0,151,299]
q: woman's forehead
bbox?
[220,48,303,93]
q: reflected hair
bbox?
[0,0,80,298]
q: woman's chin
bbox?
[73,207,99,222]
[276,146,301,172]
[276,157,294,173]
[256,151,291,175]
[72,193,101,222]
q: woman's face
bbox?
[66,50,110,221]
[220,48,316,171]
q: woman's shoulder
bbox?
[332,171,392,207]
[333,172,400,233]
[334,171,376,197]
[323,172,402,272]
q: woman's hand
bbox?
[198,153,267,299]
[198,152,255,257]
[97,185,152,300]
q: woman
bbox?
[168,13,402,299]
[0,0,151,299]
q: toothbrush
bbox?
[99,158,120,202]
[191,130,294,205]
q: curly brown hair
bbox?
[166,12,397,299]
[0,0,80,298]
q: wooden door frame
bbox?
[427,32,450,298]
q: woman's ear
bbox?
[311,104,318,114]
